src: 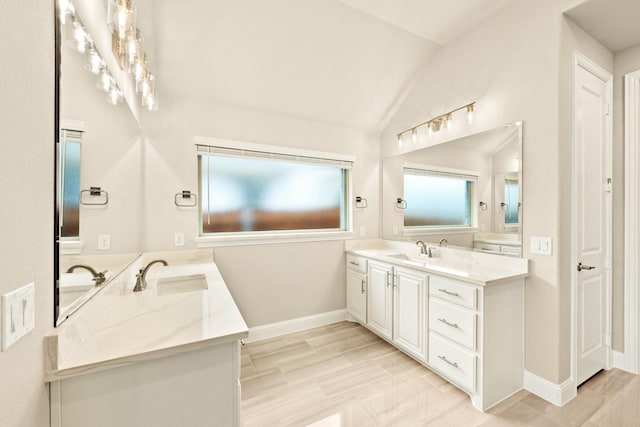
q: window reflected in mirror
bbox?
[59,130,82,239]
[403,168,477,230]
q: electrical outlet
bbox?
[174,232,185,247]
[98,234,111,250]
[359,226,365,237]
[2,282,35,351]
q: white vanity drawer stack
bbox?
[428,275,479,393]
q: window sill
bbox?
[402,227,478,237]
[59,240,84,255]
[195,231,354,247]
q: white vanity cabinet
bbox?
[347,250,525,411]
[345,254,367,324]
[366,260,428,362]
[366,260,394,340]
[50,341,242,427]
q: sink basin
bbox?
[155,274,208,296]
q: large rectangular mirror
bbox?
[55,4,143,325]
[382,122,523,257]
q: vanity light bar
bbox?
[396,102,476,145]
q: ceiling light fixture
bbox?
[59,0,124,107]
[396,102,476,145]
[107,0,158,111]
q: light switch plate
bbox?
[2,282,35,351]
[98,234,111,250]
[530,236,553,255]
[174,232,185,247]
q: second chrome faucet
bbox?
[133,260,168,292]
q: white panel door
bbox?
[393,267,428,361]
[574,55,612,385]
[366,260,393,340]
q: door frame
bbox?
[571,51,613,386]
[623,69,640,374]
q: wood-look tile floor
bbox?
[241,321,640,426]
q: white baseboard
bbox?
[523,370,576,406]
[246,309,347,343]
[612,350,638,373]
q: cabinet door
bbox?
[346,270,367,324]
[393,266,428,361]
[367,260,393,340]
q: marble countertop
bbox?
[345,240,528,286]
[45,261,248,382]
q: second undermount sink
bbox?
[155,274,208,296]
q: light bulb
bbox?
[428,123,434,137]
[86,50,103,75]
[397,134,403,147]
[446,114,453,131]
[411,129,417,144]
[108,86,123,105]
[97,71,113,92]
[466,104,474,124]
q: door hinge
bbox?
[604,257,611,269]
[604,334,612,346]
[606,104,611,116]
[605,178,612,193]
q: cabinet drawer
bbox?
[429,334,476,392]
[429,275,477,310]
[429,299,476,350]
[346,254,367,274]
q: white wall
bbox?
[141,100,380,327]
[60,41,143,255]
[612,42,640,350]
[0,1,54,426]
[381,0,567,382]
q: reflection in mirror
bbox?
[382,122,523,257]
[55,4,142,325]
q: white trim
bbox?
[523,371,576,407]
[571,51,614,386]
[403,162,480,179]
[245,309,347,343]
[60,119,86,132]
[195,231,353,248]
[59,240,84,255]
[402,227,478,237]
[612,350,632,372]
[624,69,640,375]
[194,135,356,163]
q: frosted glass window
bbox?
[403,173,473,228]
[199,152,349,234]
[60,140,81,238]
[504,180,519,225]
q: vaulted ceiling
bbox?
[148,0,516,131]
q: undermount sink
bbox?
[388,253,427,262]
[155,274,208,296]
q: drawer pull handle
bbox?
[438,355,459,368]
[438,288,460,297]
[438,318,459,328]
[361,279,366,294]
[349,261,360,266]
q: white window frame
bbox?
[58,119,86,254]
[194,136,355,247]
[401,163,479,237]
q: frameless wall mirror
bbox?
[55,1,143,325]
[382,122,523,257]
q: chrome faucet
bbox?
[133,260,168,292]
[416,240,427,255]
[66,264,107,286]
[439,238,448,247]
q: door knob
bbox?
[577,262,596,271]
